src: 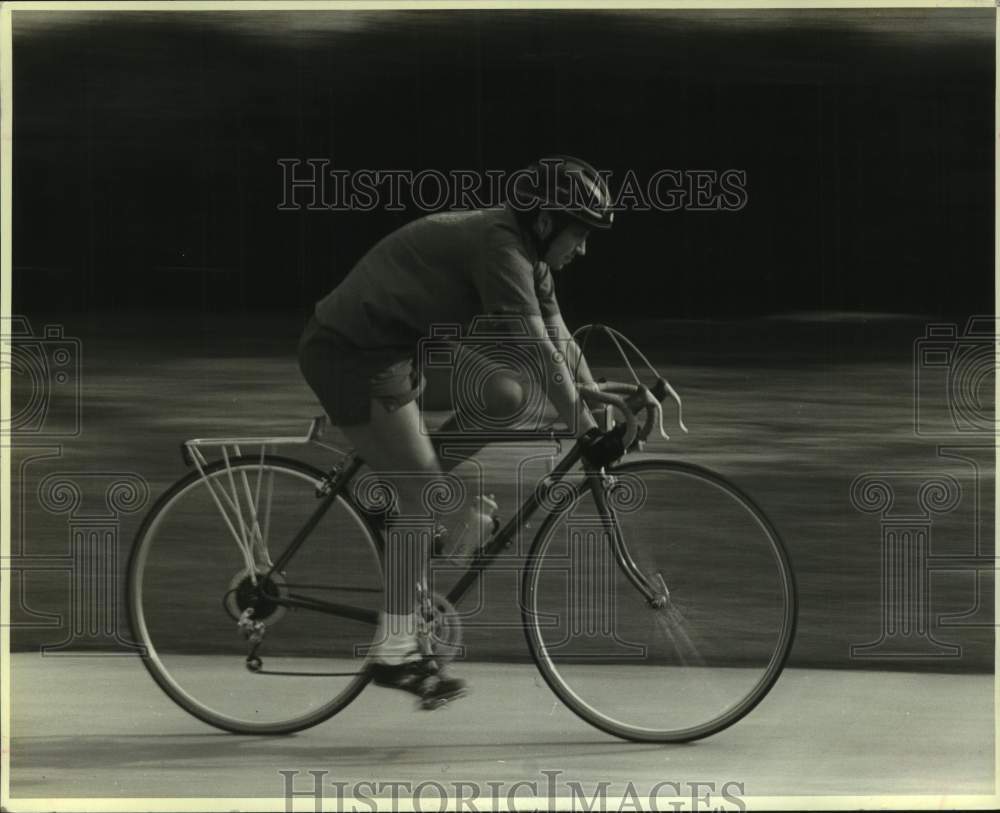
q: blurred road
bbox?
[7,653,994,800]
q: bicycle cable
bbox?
[571,323,687,439]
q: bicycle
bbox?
[126,325,797,743]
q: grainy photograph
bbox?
[0,2,995,811]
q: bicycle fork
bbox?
[588,471,671,609]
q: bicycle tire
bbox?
[127,454,383,735]
[522,457,797,743]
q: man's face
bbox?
[543,221,590,270]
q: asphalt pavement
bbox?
[6,653,995,805]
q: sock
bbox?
[372,612,419,665]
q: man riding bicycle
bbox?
[298,155,628,707]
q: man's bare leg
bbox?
[338,398,466,706]
[339,399,440,662]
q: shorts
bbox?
[297,315,425,426]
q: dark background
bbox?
[11,7,994,321]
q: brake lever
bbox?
[654,377,688,435]
[652,402,670,441]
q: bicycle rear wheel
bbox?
[522,458,796,742]
[127,455,383,735]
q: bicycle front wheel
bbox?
[523,458,796,742]
[127,455,383,735]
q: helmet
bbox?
[511,155,615,230]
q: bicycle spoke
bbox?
[249,446,276,567]
[194,454,257,574]
[129,456,384,734]
[524,459,795,742]
[649,603,707,668]
[261,458,276,564]
[221,446,254,560]
[232,443,273,568]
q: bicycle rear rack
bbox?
[179,416,350,585]
[180,415,346,469]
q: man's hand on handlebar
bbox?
[580,424,628,469]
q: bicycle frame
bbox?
[258,431,602,622]
[183,419,665,630]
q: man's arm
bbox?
[546,312,597,390]
[524,314,598,438]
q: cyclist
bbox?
[298,155,628,707]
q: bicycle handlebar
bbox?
[579,373,687,451]
[570,324,688,442]
[578,384,641,450]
